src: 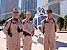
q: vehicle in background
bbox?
[33,10,47,30]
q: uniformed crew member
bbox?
[22,11,34,50]
[3,8,22,50]
[41,10,57,50]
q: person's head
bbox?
[26,11,31,20]
[47,9,52,19]
[12,8,19,19]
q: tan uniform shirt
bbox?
[3,18,22,50]
[41,18,57,35]
[22,19,34,50]
[22,19,34,35]
[41,18,57,50]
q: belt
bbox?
[23,31,31,37]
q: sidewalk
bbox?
[0,30,67,50]
[0,30,44,50]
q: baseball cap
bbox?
[26,11,31,14]
[47,10,52,14]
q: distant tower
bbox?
[21,0,37,16]
[42,0,48,9]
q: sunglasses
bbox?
[13,12,19,13]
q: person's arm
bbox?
[31,24,35,36]
[3,21,10,35]
[55,20,57,32]
[41,21,45,34]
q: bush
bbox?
[7,16,12,20]
[64,15,67,30]
[0,19,6,25]
[19,12,25,19]
[57,17,64,31]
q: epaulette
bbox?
[22,19,26,25]
[6,18,13,23]
[22,19,26,22]
[5,18,12,26]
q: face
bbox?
[26,14,31,20]
[47,13,52,19]
[12,10,19,19]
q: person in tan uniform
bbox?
[41,10,57,50]
[3,8,22,50]
[22,11,34,50]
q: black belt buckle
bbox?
[8,34,12,37]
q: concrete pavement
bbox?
[56,33,67,50]
[0,30,67,50]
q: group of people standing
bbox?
[3,8,57,50]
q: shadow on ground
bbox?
[32,36,67,50]
[38,37,43,45]
[56,41,67,49]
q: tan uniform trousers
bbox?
[7,34,20,50]
[44,33,55,50]
[23,36,32,50]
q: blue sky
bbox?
[19,0,42,8]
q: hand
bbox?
[31,33,34,36]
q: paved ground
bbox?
[0,30,67,50]
[56,33,67,50]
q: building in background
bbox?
[43,0,66,18]
[21,0,37,16]
[0,0,19,19]
[48,0,60,15]
[0,0,5,19]
[43,0,60,18]
[42,0,48,9]
[5,0,19,19]
[0,0,1,19]
[43,0,47,6]
[60,0,67,17]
